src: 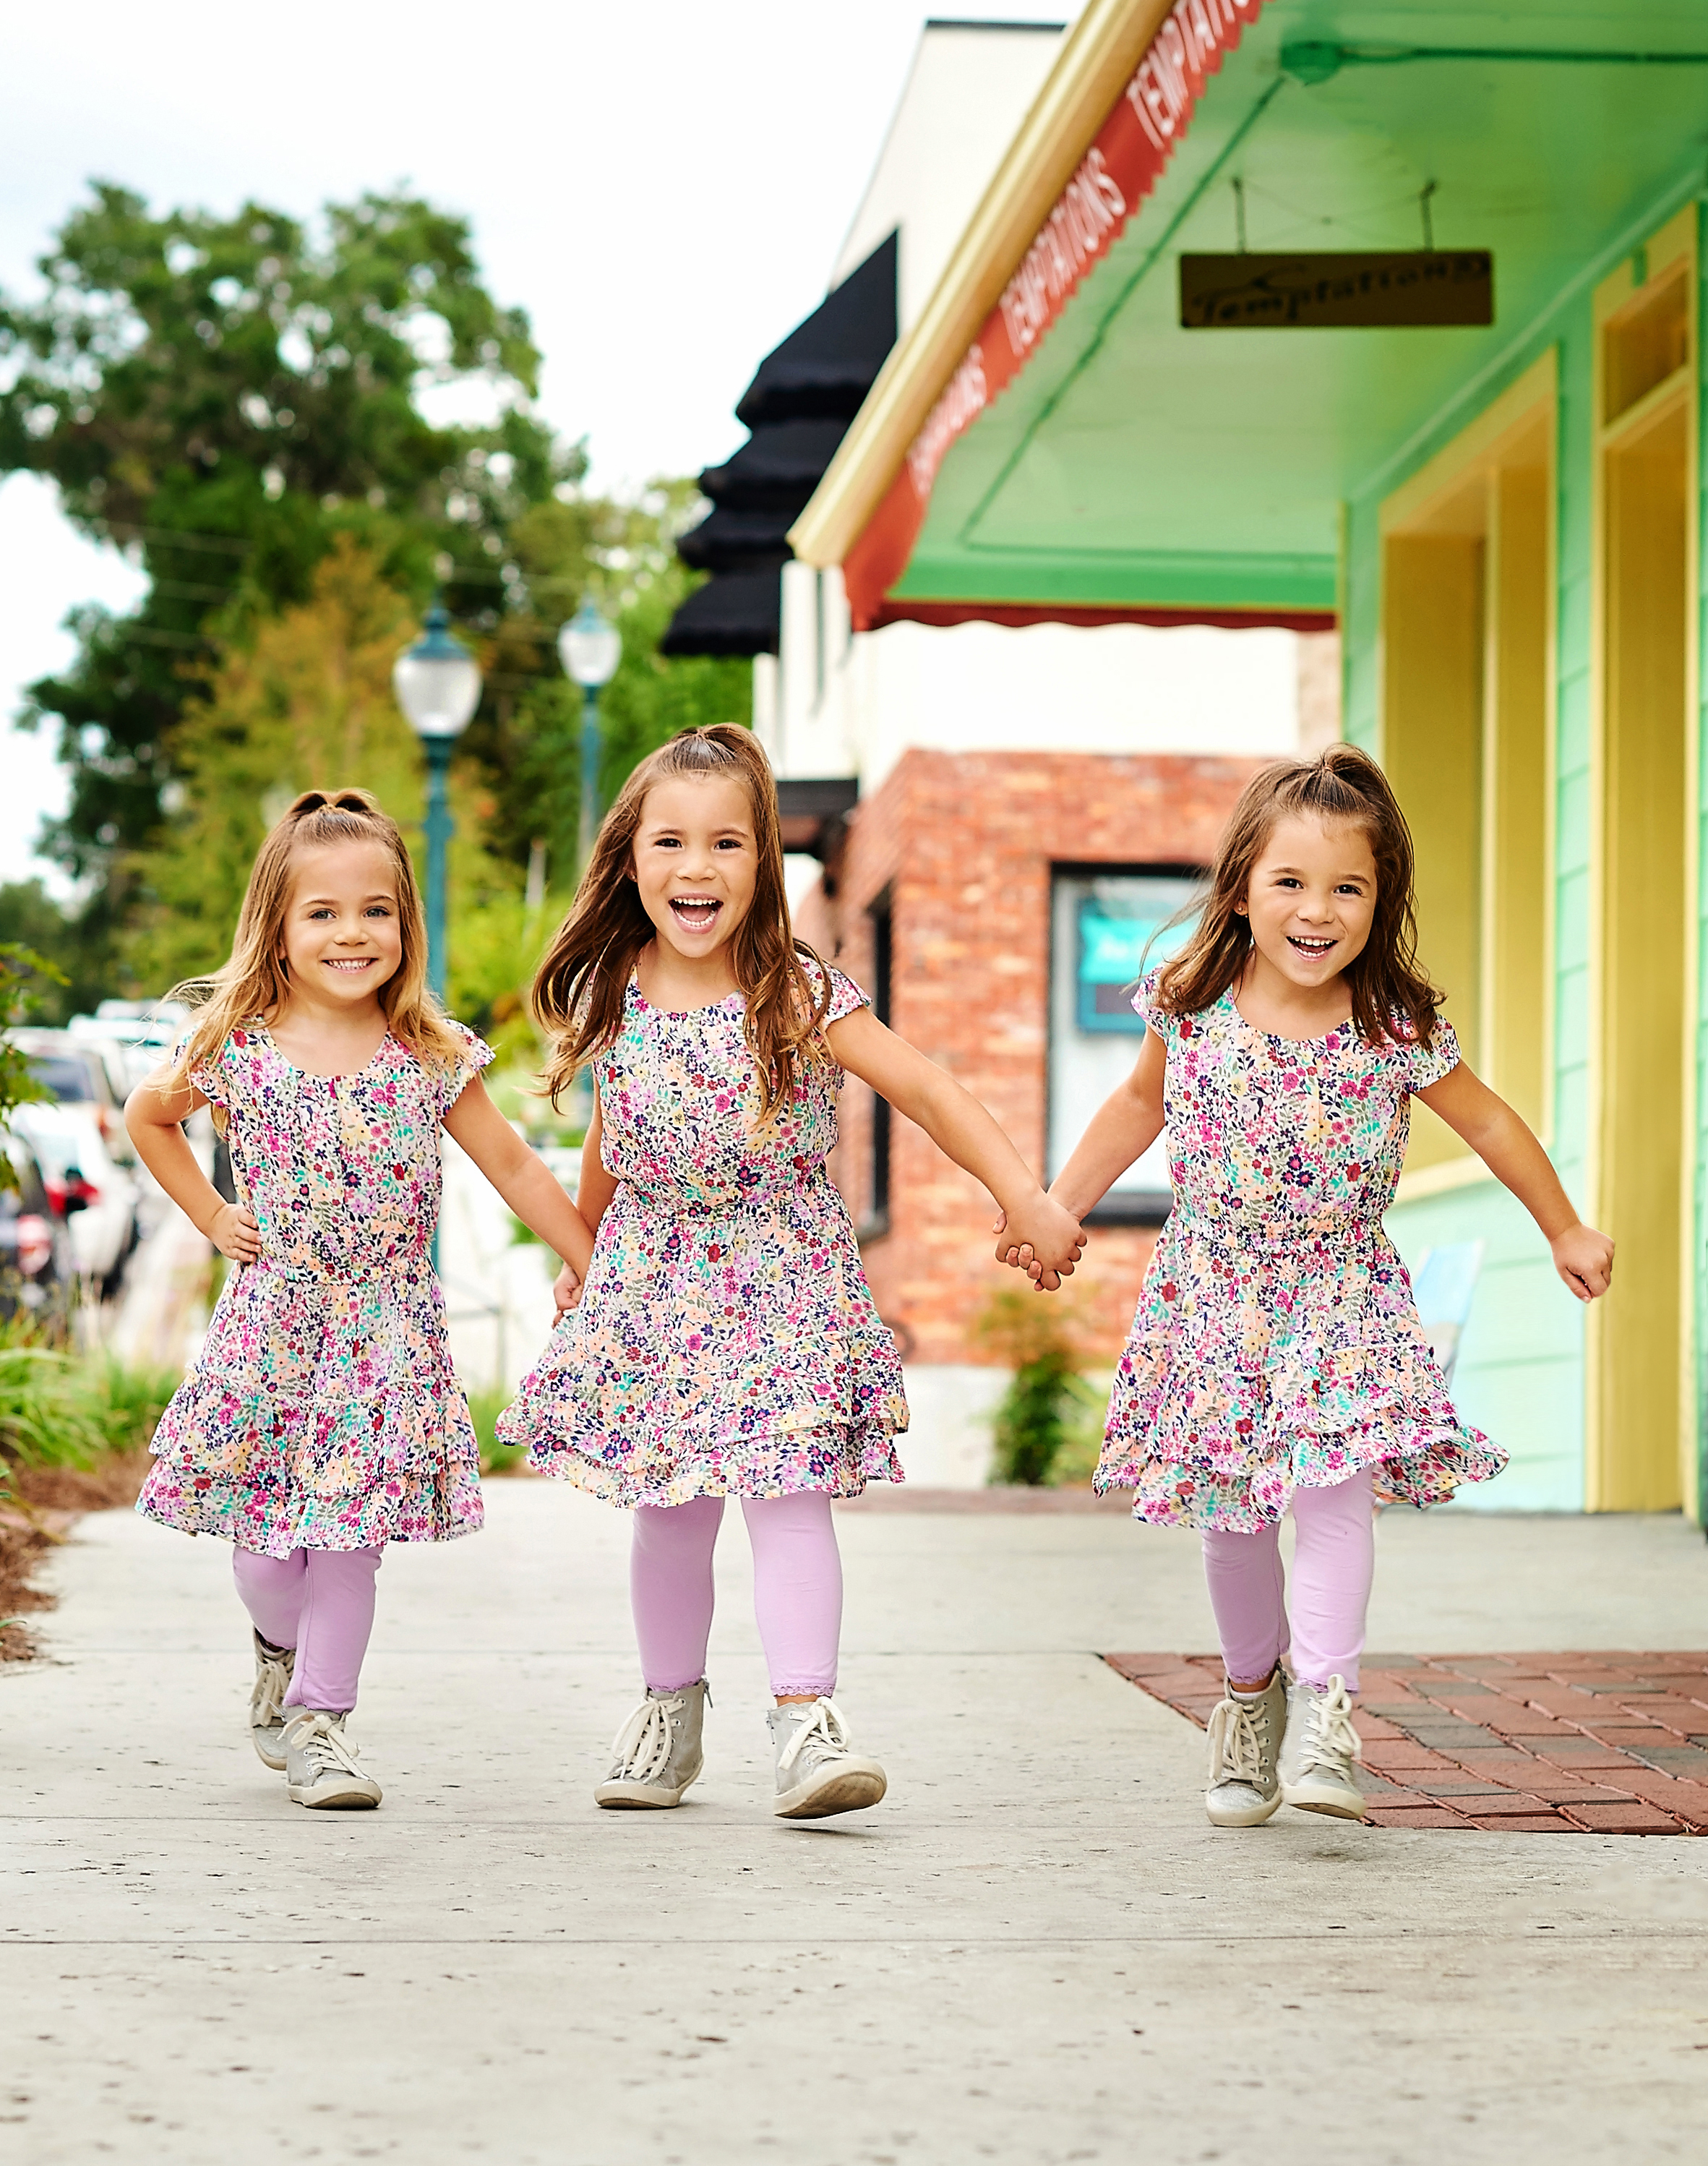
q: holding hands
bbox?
[992,1192,1086,1293]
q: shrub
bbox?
[465,1386,528,1476]
[0,1319,177,1471]
[974,1288,1102,1487]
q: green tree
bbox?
[2,181,748,1008]
[0,181,574,951]
[0,883,102,1024]
[0,946,64,1190]
[124,537,524,1033]
[499,481,752,896]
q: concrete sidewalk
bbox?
[4,1488,1708,2163]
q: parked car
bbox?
[4,1078,140,1301]
[0,1134,70,1314]
[69,1000,189,1090]
[9,1026,137,1162]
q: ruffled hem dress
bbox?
[496,964,908,1507]
[137,1020,494,1558]
[1096,973,1507,1531]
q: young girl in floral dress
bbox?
[128,791,593,1812]
[497,725,1084,1819]
[1023,746,1613,1826]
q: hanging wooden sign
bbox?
[1179,250,1493,329]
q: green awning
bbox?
[890,0,1708,616]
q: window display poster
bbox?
[1049,870,1201,1212]
[1076,894,1194,1032]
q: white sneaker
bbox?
[249,1631,294,1771]
[282,1710,383,1811]
[768,1697,887,1820]
[1203,1671,1286,1827]
[1279,1675,1365,1819]
[594,1682,708,1810]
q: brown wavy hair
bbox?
[161,788,468,1094]
[1156,744,1442,1048]
[533,725,832,1125]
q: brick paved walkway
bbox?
[1104,1651,1708,1832]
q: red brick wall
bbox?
[795,749,1260,1368]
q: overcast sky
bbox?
[0,0,1079,890]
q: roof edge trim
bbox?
[789,0,1174,571]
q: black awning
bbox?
[678,505,816,573]
[658,564,785,659]
[664,234,897,660]
[699,419,853,509]
[735,231,898,429]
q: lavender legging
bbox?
[631,1491,842,1699]
[232,1546,382,1715]
[1201,1468,1376,1692]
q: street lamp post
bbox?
[558,599,622,870]
[393,605,482,1002]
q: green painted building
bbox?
[794,0,1708,1517]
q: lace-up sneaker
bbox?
[768,1697,887,1820]
[282,1710,383,1810]
[594,1682,709,1809]
[249,1631,295,1771]
[1279,1674,1365,1819]
[1203,1671,1286,1827]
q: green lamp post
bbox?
[393,604,482,1002]
[557,598,622,869]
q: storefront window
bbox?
[1047,868,1200,1223]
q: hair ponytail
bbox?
[1156,744,1442,1048]
[160,787,468,1095]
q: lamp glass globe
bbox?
[559,600,622,688]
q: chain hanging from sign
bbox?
[1180,175,1492,328]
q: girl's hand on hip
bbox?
[553,1260,583,1314]
[1552,1223,1613,1301]
[207,1203,260,1264]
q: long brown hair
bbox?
[1156,745,1442,1047]
[162,788,468,1092]
[533,725,831,1124]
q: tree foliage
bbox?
[0,946,64,1191]
[124,537,524,1033]
[0,182,572,894]
[499,481,752,896]
[2,181,751,1015]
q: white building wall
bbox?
[833,22,1065,333]
[760,563,1305,785]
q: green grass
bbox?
[0,1322,177,1470]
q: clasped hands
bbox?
[992,1191,1086,1293]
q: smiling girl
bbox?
[1024,746,1612,1827]
[127,790,593,1811]
[497,725,1084,1819]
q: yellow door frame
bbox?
[1587,203,1701,1514]
[1378,351,1558,1202]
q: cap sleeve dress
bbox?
[497,962,908,1505]
[138,1019,494,1557]
[1097,974,1506,1529]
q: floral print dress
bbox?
[139,1021,493,1557]
[497,966,908,1506]
[1097,973,1507,1529]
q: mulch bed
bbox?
[1105,1650,1708,1833]
[0,1453,150,1661]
